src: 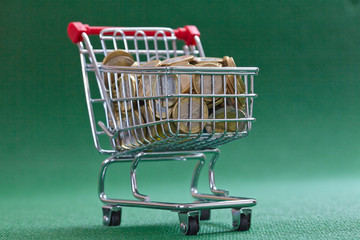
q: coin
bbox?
[160,55,194,66]
[152,100,172,119]
[138,60,163,96]
[207,97,224,109]
[104,55,134,67]
[195,62,222,67]
[172,98,209,134]
[153,74,179,107]
[112,110,146,150]
[156,122,177,138]
[226,75,246,109]
[102,50,135,89]
[103,50,134,64]
[222,56,236,67]
[131,61,139,67]
[110,74,136,115]
[170,61,191,66]
[140,104,158,141]
[205,107,246,133]
[138,74,156,97]
[140,59,162,67]
[192,57,223,64]
[222,57,246,109]
[171,61,194,93]
[153,100,176,138]
[193,63,225,102]
[222,56,245,91]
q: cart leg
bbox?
[178,211,200,235]
[231,208,251,231]
[102,205,122,226]
[131,152,206,202]
[209,149,229,196]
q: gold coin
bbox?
[195,62,222,67]
[205,107,246,133]
[153,74,179,107]
[222,56,245,91]
[192,57,223,64]
[143,103,180,140]
[110,74,136,115]
[227,74,245,93]
[207,97,224,109]
[172,98,208,134]
[131,61,139,67]
[170,61,191,66]
[138,60,163,97]
[140,59,162,67]
[171,61,194,93]
[104,55,134,67]
[140,104,158,141]
[160,55,195,66]
[193,63,225,102]
[153,100,177,138]
[156,122,177,138]
[222,57,246,109]
[226,75,246,109]
[113,110,146,150]
[222,56,236,67]
[103,50,134,64]
[102,50,135,89]
[138,74,156,97]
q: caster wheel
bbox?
[178,211,200,235]
[236,212,251,231]
[185,217,199,235]
[232,208,251,231]
[102,206,122,226]
[109,210,121,226]
[200,209,211,221]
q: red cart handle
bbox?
[67,22,200,46]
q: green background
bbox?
[1,0,360,239]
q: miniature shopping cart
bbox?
[68,22,259,235]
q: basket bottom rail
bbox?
[100,197,256,211]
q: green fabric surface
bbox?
[1,0,360,239]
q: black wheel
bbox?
[103,207,121,226]
[109,210,121,226]
[235,212,251,231]
[200,209,211,221]
[186,217,199,235]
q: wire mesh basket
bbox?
[68,22,259,235]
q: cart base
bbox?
[101,197,256,235]
[98,149,256,235]
[102,199,256,235]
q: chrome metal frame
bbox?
[75,26,259,235]
[99,149,256,209]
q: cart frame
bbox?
[68,22,258,235]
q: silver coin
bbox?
[153,74,179,107]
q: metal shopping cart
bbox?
[68,22,259,235]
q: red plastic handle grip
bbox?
[67,22,200,46]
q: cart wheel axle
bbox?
[178,211,200,235]
[102,206,122,226]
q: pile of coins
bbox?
[102,50,247,149]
